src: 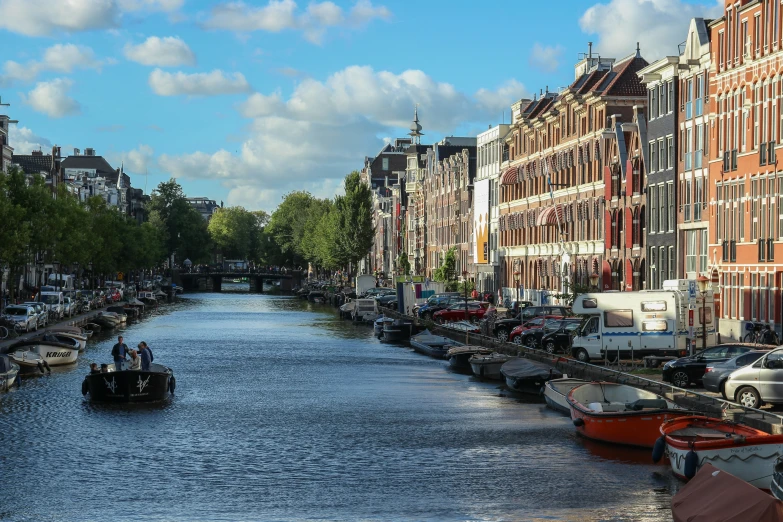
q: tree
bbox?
[433,248,457,284]
[266,191,315,267]
[397,251,411,276]
[147,178,212,264]
[208,206,260,260]
[334,171,374,275]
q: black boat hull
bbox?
[382,323,413,342]
[84,367,173,402]
[410,340,451,359]
[448,353,473,372]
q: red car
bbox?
[508,315,564,344]
[433,302,488,324]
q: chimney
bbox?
[85,148,95,156]
[74,148,80,156]
[32,149,43,156]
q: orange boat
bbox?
[567,382,692,448]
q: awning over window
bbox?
[535,204,564,226]
[500,167,518,185]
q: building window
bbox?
[659,246,667,289]
[694,176,703,221]
[667,136,674,169]
[699,228,708,274]
[649,142,657,173]
[382,158,389,170]
[658,184,666,232]
[755,14,761,55]
[650,248,658,290]
[696,75,703,116]
[668,246,675,281]
[686,230,697,273]
[667,182,675,231]
[651,88,658,119]
[684,178,692,222]
[659,139,666,171]
[668,81,675,113]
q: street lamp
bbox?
[589,271,600,291]
[462,269,469,343]
[697,274,710,352]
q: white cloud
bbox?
[109,144,155,174]
[528,43,565,73]
[158,65,526,211]
[9,126,52,154]
[0,0,185,37]
[124,36,196,67]
[580,0,722,60]
[20,78,81,118]
[3,44,105,84]
[148,69,251,96]
[204,0,391,44]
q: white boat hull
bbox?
[50,332,87,351]
[470,361,505,380]
[544,379,586,414]
[9,351,44,368]
[28,344,79,366]
[666,442,783,489]
[0,367,19,390]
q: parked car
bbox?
[2,305,39,332]
[702,350,769,396]
[492,305,571,342]
[518,318,577,349]
[63,297,76,317]
[412,293,461,316]
[417,296,467,320]
[725,347,783,408]
[661,344,764,388]
[362,288,395,298]
[375,293,398,309]
[508,316,565,344]
[540,319,583,354]
[23,302,48,328]
[433,302,488,324]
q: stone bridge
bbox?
[178,271,303,293]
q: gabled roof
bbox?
[12,154,56,174]
[603,55,649,96]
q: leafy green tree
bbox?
[334,171,374,276]
[266,191,315,267]
[397,251,411,276]
[208,206,259,260]
[147,178,212,264]
[433,247,457,284]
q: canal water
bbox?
[0,292,680,521]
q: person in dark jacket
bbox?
[111,336,129,371]
[138,341,154,371]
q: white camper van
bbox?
[48,273,74,291]
[38,291,65,319]
[570,280,716,362]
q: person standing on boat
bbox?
[138,342,153,371]
[111,336,129,371]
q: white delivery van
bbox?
[570,279,716,363]
[38,291,65,319]
[48,273,74,291]
[355,275,376,297]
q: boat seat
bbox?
[625,399,668,411]
[588,402,626,413]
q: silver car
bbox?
[702,350,768,396]
[23,302,48,328]
[725,347,783,408]
[3,305,39,332]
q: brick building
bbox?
[498,47,648,303]
[709,0,783,340]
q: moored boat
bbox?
[657,415,783,489]
[82,363,175,403]
[543,378,587,414]
[83,323,102,334]
[409,330,462,358]
[447,345,492,373]
[567,382,690,448]
[8,333,81,366]
[469,352,511,380]
[672,463,783,521]
[94,312,120,329]
[773,457,783,501]
[374,316,394,338]
[6,349,48,373]
[382,319,414,342]
[500,358,563,395]
[0,355,20,390]
[46,326,88,351]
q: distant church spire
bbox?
[408,104,423,145]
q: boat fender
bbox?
[16,375,21,388]
[684,450,698,479]
[572,418,585,427]
[43,360,51,374]
[168,375,176,394]
[81,379,88,396]
[37,361,46,374]
[652,436,666,463]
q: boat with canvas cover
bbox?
[543,378,587,414]
[0,355,20,390]
[447,346,492,373]
[409,330,462,359]
[672,463,783,522]
[567,382,690,448]
[469,352,511,380]
[82,363,175,403]
[657,415,783,489]
[499,357,563,395]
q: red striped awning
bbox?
[501,167,518,185]
[535,204,565,226]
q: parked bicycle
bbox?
[0,316,19,340]
[743,322,780,345]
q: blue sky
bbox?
[0,0,721,211]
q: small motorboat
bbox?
[409,329,462,359]
[382,319,414,342]
[500,358,563,395]
[82,363,175,403]
[138,291,158,305]
[672,463,783,521]
[8,333,81,367]
[447,346,493,373]
[108,305,139,319]
[0,355,20,390]
[45,327,88,351]
[543,378,587,414]
[94,312,120,329]
[658,415,783,489]
[307,291,326,303]
[443,321,481,334]
[469,352,511,380]
[374,316,395,338]
[567,382,691,448]
[339,300,355,319]
[83,323,102,334]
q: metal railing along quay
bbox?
[381,309,783,435]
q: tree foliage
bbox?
[433,248,457,284]
[147,178,212,263]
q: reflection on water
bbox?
[0,293,678,521]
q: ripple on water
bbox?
[0,293,679,521]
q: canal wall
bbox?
[380,309,783,435]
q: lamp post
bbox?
[36,259,44,288]
[462,269,469,344]
[697,274,710,352]
[589,272,600,292]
